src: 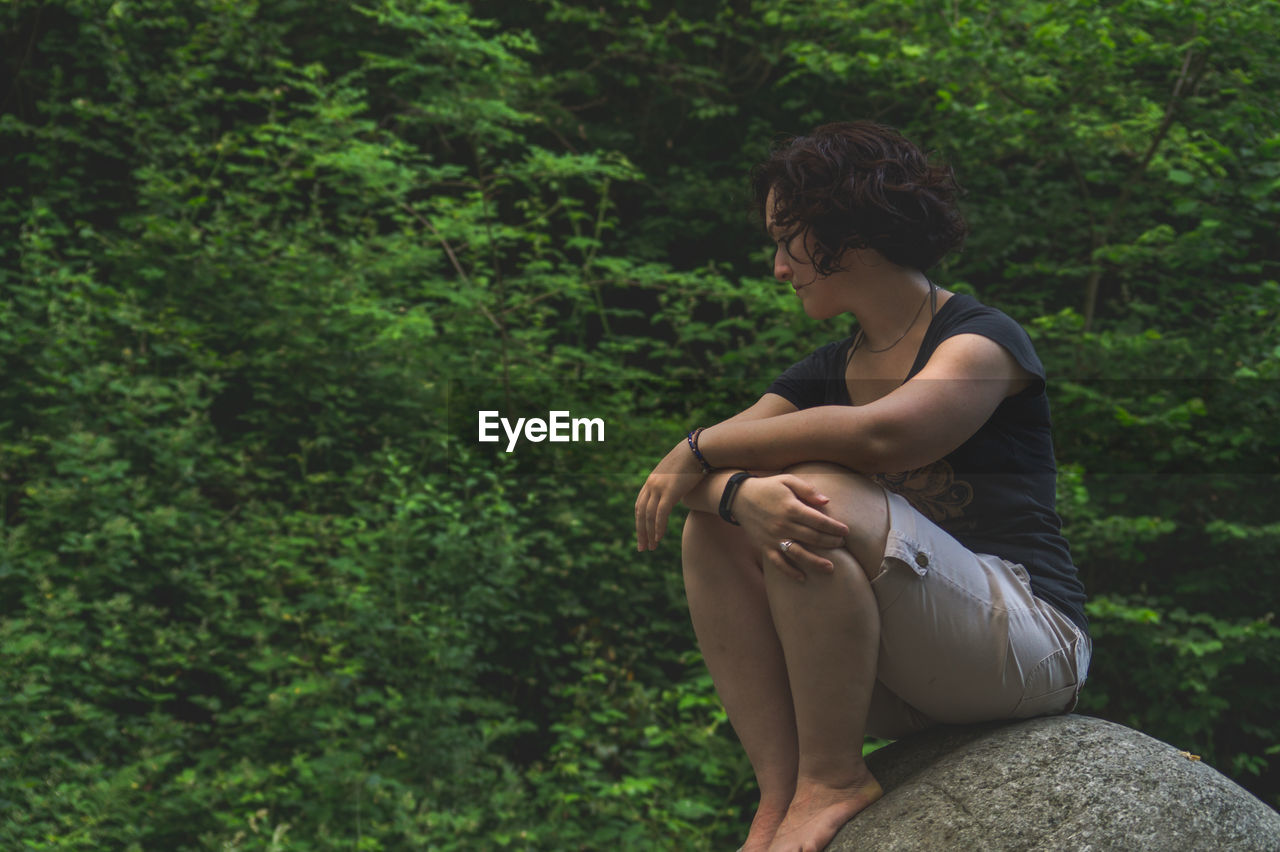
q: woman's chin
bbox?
[799,301,839,321]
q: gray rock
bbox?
[828,714,1280,851]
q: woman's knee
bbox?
[781,462,886,519]
[783,460,876,490]
[783,460,853,478]
[780,461,889,569]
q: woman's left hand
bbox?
[635,440,705,551]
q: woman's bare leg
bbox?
[763,464,889,852]
[683,465,891,851]
[682,510,797,852]
[763,543,883,850]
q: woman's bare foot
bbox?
[740,799,788,852]
[764,768,883,852]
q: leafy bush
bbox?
[2,1,1277,849]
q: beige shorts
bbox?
[864,489,1091,739]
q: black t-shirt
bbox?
[766,293,1088,634]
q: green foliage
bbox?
[1080,595,1280,782]
[2,0,1278,847]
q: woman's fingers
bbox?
[635,484,657,551]
[650,497,672,550]
[634,493,646,551]
[771,539,833,581]
[635,480,674,552]
[781,503,848,549]
[790,540,836,575]
[781,476,851,535]
[782,474,833,508]
[643,491,655,550]
[810,513,850,539]
[645,495,664,551]
[770,546,807,582]
[790,526,847,550]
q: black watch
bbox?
[718,471,755,525]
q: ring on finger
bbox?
[780,539,794,552]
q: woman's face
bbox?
[771,231,816,289]
[766,189,845,318]
[765,189,816,287]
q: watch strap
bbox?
[718,471,755,526]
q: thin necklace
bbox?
[854,281,936,354]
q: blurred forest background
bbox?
[2,0,1278,848]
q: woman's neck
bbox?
[841,259,937,351]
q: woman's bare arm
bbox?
[635,334,1030,551]
[696,334,1033,474]
[680,392,796,514]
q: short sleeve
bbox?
[765,339,848,410]
[925,300,1046,396]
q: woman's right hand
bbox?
[732,474,851,582]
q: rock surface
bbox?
[828,714,1280,851]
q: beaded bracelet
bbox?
[686,427,713,473]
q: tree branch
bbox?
[397,199,502,333]
[1081,43,1208,332]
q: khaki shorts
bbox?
[865,490,1092,739]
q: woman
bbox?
[634,122,1089,852]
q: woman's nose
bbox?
[773,249,792,282]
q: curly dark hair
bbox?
[750,121,967,273]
